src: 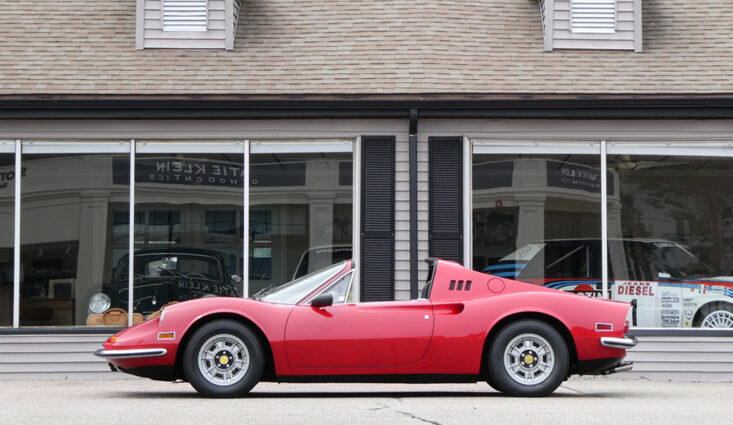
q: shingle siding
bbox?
[2,1,731,94]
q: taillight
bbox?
[624,321,630,334]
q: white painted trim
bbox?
[633,0,643,52]
[463,136,472,269]
[12,140,20,328]
[352,136,361,303]
[601,140,609,298]
[544,0,555,52]
[250,140,354,154]
[128,140,136,328]
[136,0,145,50]
[607,143,733,157]
[0,141,16,153]
[472,140,601,155]
[21,141,130,154]
[242,139,250,298]
[136,141,244,154]
[225,0,234,50]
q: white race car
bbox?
[484,238,733,328]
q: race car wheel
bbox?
[183,320,264,398]
[488,320,569,397]
[699,305,733,328]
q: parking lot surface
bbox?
[2,377,730,424]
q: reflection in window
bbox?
[131,152,244,317]
[20,152,129,326]
[472,154,602,289]
[249,150,353,295]
[609,155,733,328]
[0,153,14,326]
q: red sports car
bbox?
[95,258,637,397]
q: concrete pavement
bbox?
[1,377,729,424]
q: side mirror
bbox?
[310,293,333,308]
[230,275,242,283]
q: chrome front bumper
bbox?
[600,336,638,350]
[94,348,168,359]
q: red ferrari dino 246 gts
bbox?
[96,258,636,397]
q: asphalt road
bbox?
[1,377,730,425]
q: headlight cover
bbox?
[89,292,111,314]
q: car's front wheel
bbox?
[487,320,569,397]
[698,304,733,328]
[183,320,264,397]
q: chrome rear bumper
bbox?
[600,336,638,350]
[94,348,167,359]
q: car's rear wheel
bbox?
[699,304,733,328]
[487,320,569,397]
[183,320,264,397]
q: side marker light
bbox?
[158,332,176,340]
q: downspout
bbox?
[409,109,419,299]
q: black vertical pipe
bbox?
[409,108,419,299]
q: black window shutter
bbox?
[429,137,464,264]
[361,136,395,301]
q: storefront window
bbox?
[20,146,129,326]
[249,149,353,296]
[472,153,604,294]
[0,152,14,326]
[131,149,244,318]
[608,154,733,328]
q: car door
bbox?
[610,241,683,327]
[284,299,434,368]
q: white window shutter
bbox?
[162,0,208,32]
[571,0,616,33]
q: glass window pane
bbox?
[0,153,15,326]
[473,154,603,296]
[131,151,244,317]
[20,151,128,326]
[609,154,733,328]
[249,150,353,295]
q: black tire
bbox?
[183,320,264,397]
[487,320,569,397]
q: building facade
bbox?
[1,1,733,379]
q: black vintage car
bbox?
[88,248,242,317]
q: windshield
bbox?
[256,261,347,304]
[642,242,716,280]
[114,253,224,281]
